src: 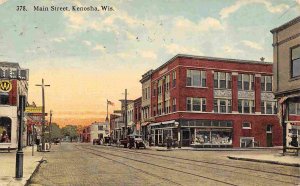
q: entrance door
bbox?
[182,129,190,146]
[266,125,273,147]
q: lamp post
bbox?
[35,79,50,151]
[49,110,52,148]
[15,95,25,178]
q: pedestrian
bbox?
[149,136,153,147]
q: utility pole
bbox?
[49,110,52,148]
[124,89,128,137]
[16,95,25,178]
[35,79,50,151]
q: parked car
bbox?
[120,134,146,149]
[93,139,100,145]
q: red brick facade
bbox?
[147,55,300,148]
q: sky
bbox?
[0,0,299,126]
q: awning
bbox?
[162,120,176,125]
[149,122,161,126]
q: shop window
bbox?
[242,122,251,129]
[288,102,300,115]
[240,137,254,148]
[186,69,206,87]
[0,93,9,105]
[0,117,12,143]
[291,45,300,78]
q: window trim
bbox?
[290,44,300,79]
[186,69,207,88]
[242,122,251,129]
[186,97,206,112]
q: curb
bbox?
[25,157,47,186]
[227,156,300,167]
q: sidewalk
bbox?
[0,146,43,186]
[149,146,282,151]
[228,153,300,167]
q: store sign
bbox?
[25,106,43,113]
[0,67,28,80]
[0,80,12,92]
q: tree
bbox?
[45,123,62,142]
[62,125,78,142]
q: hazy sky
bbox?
[0,0,299,126]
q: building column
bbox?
[231,72,238,113]
[255,74,261,114]
[207,70,214,112]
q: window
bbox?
[158,103,162,115]
[164,99,170,114]
[187,69,206,87]
[98,125,103,131]
[165,75,170,92]
[238,74,254,91]
[0,117,12,143]
[289,102,300,115]
[291,45,300,78]
[0,93,9,105]
[261,76,272,92]
[242,122,251,129]
[214,72,232,89]
[266,125,272,133]
[186,97,206,112]
[214,99,232,113]
[172,71,176,87]
[238,99,255,114]
[172,98,176,112]
[153,88,156,97]
[261,101,277,114]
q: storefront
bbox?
[150,120,178,146]
[180,119,233,148]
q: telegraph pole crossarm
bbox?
[35,79,50,152]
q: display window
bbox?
[0,117,12,143]
[193,129,232,145]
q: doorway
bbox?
[266,125,273,147]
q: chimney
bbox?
[260,57,265,62]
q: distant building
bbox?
[271,16,300,149]
[0,62,29,149]
[147,54,284,148]
[89,122,109,143]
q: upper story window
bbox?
[214,72,232,89]
[172,98,176,112]
[165,75,170,92]
[291,45,300,78]
[261,101,277,114]
[158,80,162,96]
[214,99,232,113]
[186,69,206,87]
[0,93,9,105]
[164,99,170,114]
[289,102,300,115]
[238,74,254,91]
[261,76,272,92]
[186,97,206,112]
[238,99,255,114]
[98,125,103,131]
[172,71,176,88]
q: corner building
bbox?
[149,54,282,148]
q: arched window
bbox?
[0,117,12,143]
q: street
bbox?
[27,143,300,186]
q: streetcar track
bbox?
[86,145,299,185]
[75,145,183,186]
[97,145,300,178]
[77,145,248,186]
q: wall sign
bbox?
[0,67,29,80]
[0,80,12,92]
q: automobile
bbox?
[93,139,100,145]
[127,134,146,149]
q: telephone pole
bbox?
[16,95,25,178]
[49,110,53,146]
[35,79,50,151]
[124,89,128,137]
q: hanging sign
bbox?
[0,80,12,92]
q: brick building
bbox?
[0,62,29,149]
[271,16,300,149]
[147,54,289,148]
